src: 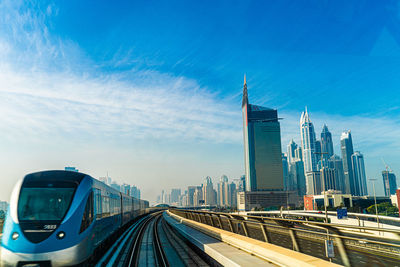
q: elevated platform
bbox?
[165,210,340,267]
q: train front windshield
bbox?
[18,187,75,221]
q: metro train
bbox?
[0,170,149,266]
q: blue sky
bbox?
[1,0,400,203]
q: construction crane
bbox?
[381,157,393,172]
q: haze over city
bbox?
[1,0,400,204]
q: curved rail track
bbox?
[95,211,211,267]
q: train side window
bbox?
[93,189,102,219]
[80,192,94,233]
[102,196,110,218]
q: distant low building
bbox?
[304,195,316,211]
[390,191,399,208]
[237,191,298,211]
[304,191,353,210]
[390,189,400,218]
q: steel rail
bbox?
[127,213,158,267]
[95,216,147,267]
[153,215,169,267]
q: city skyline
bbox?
[1,1,400,204]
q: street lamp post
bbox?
[369,178,380,232]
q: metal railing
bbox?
[169,209,400,267]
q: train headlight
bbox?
[12,232,19,240]
[56,231,66,239]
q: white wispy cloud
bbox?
[0,1,242,145]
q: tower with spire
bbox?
[300,107,317,173]
[300,107,321,195]
[241,75,284,192]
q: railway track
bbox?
[96,211,212,267]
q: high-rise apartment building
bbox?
[229,182,237,208]
[328,155,345,192]
[341,131,354,195]
[287,139,298,164]
[352,151,368,196]
[193,187,203,206]
[320,167,337,192]
[292,160,306,196]
[187,186,197,207]
[321,124,334,161]
[170,189,181,204]
[287,140,306,196]
[315,140,322,168]
[295,146,303,161]
[121,184,130,195]
[130,185,141,199]
[202,176,216,205]
[282,154,290,190]
[306,172,322,195]
[217,175,229,206]
[242,76,284,191]
[382,171,398,196]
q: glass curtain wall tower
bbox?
[341,131,355,195]
[321,124,334,165]
[351,151,368,196]
[242,76,284,191]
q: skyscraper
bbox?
[217,175,229,206]
[229,182,237,208]
[352,151,368,196]
[315,140,322,168]
[300,108,319,194]
[294,146,303,161]
[187,186,197,207]
[242,76,284,191]
[193,187,203,207]
[292,160,306,196]
[320,167,337,191]
[287,140,306,196]
[202,176,216,205]
[300,108,317,173]
[382,171,397,196]
[321,124,334,161]
[121,184,131,195]
[282,154,290,190]
[287,139,298,164]
[170,189,181,204]
[328,155,345,192]
[341,131,354,195]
